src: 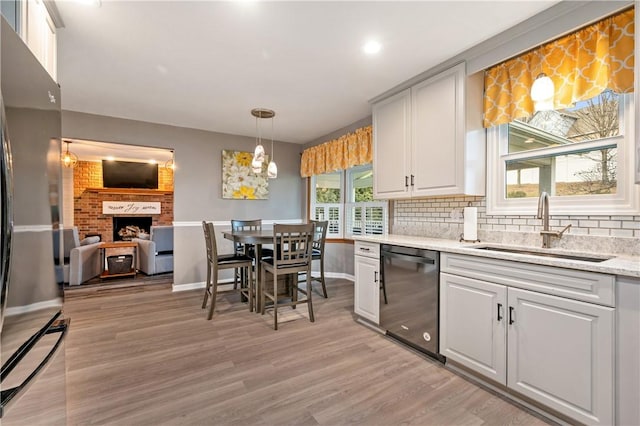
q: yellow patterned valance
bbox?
[300,125,372,178]
[483,7,635,128]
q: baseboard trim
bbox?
[173,273,353,292]
[172,279,235,292]
[5,298,62,316]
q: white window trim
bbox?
[487,94,638,216]
[309,165,388,238]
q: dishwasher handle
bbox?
[381,250,436,265]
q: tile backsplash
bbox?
[393,196,640,256]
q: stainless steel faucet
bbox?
[537,191,571,248]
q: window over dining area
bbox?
[483,7,637,215]
[311,165,387,239]
[301,125,388,239]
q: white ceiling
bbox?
[56,0,560,145]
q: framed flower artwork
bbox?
[221,150,269,199]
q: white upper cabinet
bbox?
[372,62,485,199]
[23,0,57,81]
[372,89,411,198]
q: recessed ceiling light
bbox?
[363,40,382,55]
[105,156,115,161]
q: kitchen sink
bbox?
[472,245,613,263]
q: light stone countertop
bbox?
[353,234,640,279]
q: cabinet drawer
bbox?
[354,241,380,259]
[441,253,615,307]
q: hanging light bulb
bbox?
[267,114,277,179]
[250,108,275,174]
[61,141,79,168]
[531,73,555,112]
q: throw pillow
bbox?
[80,236,100,246]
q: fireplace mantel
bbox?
[84,187,173,196]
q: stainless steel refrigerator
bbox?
[1,16,68,424]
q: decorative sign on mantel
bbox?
[102,201,161,215]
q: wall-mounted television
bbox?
[102,160,158,189]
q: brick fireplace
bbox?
[74,161,173,242]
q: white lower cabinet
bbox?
[354,242,380,324]
[441,262,615,425]
[440,273,507,383]
[507,287,614,425]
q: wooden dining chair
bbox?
[260,223,315,330]
[230,219,274,287]
[309,220,329,298]
[202,221,254,319]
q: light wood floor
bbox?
[64,279,551,425]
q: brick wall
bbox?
[73,161,174,241]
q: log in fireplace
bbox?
[113,216,152,241]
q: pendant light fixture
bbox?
[61,141,79,168]
[250,108,276,176]
[267,114,277,179]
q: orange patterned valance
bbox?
[300,125,372,177]
[483,7,635,128]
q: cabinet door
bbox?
[354,255,380,324]
[507,288,614,425]
[411,63,464,197]
[440,273,507,384]
[24,0,56,80]
[373,89,411,199]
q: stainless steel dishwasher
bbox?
[379,244,443,362]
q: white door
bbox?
[373,89,411,199]
[411,63,464,197]
[440,273,507,383]
[507,288,614,425]
[354,255,380,324]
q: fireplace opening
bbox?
[113,216,152,241]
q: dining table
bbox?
[222,229,276,312]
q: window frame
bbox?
[487,93,638,215]
[309,164,388,239]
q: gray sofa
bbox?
[134,225,173,275]
[53,227,102,286]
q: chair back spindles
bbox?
[274,224,314,267]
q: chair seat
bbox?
[218,253,253,265]
[262,257,308,269]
